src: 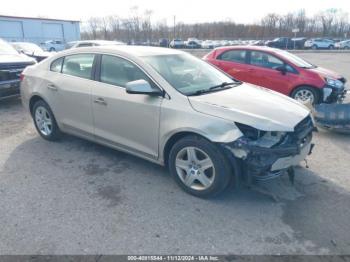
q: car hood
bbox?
[0,53,36,64]
[308,66,343,80]
[188,83,310,132]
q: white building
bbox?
[0,15,80,44]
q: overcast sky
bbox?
[1,0,350,24]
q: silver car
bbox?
[20,46,315,197]
[335,40,350,50]
[65,40,125,49]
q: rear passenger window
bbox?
[100,55,154,87]
[62,54,95,79]
[50,57,64,72]
[218,50,246,63]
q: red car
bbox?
[204,46,347,104]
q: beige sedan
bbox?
[20,46,314,197]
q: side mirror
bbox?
[275,65,287,75]
[126,79,163,96]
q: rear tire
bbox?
[312,45,318,50]
[291,86,320,105]
[32,100,62,141]
[329,45,335,50]
[168,135,232,198]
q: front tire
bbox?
[311,45,318,50]
[32,100,62,141]
[168,135,232,198]
[291,86,320,105]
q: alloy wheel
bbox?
[35,106,53,136]
[294,89,315,104]
[175,147,215,191]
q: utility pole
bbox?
[173,15,176,41]
[292,28,300,49]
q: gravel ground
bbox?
[0,52,349,255]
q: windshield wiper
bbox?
[188,81,241,96]
[209,81,239,90]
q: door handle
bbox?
[47,84,58,91]
[94,97,107,106]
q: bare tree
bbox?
[82,8,350,42]
[87,17,101,39]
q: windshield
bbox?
[13,43,43,53]
[0,39,19,55]
[275,49,315,68]
[143,53,237,95]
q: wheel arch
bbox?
[289,84,322,100]
[163,131,209,167]
[163,130,242,190]
[29,95,49,116]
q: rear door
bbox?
[91,54,162,159]
[45,54,96,138]
[210,49,251,82]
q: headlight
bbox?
[325,77,343,89]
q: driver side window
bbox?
[100,55,155,88]
[250,51,284,70]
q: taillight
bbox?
[20,73,25,81]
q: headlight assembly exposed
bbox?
[325,77,343,89]
[235,122,287,148]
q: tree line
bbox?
[81,7,350,43]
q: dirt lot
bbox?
[0,52,350,255]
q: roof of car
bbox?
[73,40,124,45]
[213,45,280,53]
[11,42,38,45]
[62,45,185,57]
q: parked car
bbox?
[66,40,124,49]
[40,40,65,52]
[159,38,169,47]
[335,40,350,49]
[220,40,230,46]
[291,37,307,49]
[21,46,315,197]
[265,37,294,49]
[0,39,36,100]
[304,39,335,50]
[185,40,201,49]
[204,46,347,104]
[250,40,265,46]
[169,39,185,48]
[11,42,51,62]
[265,37,305,49]
[201,40,215,49]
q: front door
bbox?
[91,54,162,159]
[247,50,297,95]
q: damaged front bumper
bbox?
[322,84,348,103]
[223,116,315,182]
